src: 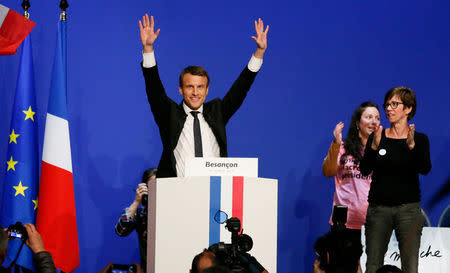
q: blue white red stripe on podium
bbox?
[208,176,244,246]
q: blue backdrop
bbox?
[1,0,449,272]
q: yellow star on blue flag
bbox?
[9,129,20,144]
[13,181,29,197]
[23,106,36,121]
[32,198,38,210]
[6,156,18,171]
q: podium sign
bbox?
[184,157,258,177]
[147,176,277,273]
[360,227,450,273]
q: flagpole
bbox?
[59,0,69,21]
[60,4,68,272]
[21,0,30,18]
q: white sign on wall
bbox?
[360,227,450,273]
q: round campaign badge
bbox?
[379,149,387,156]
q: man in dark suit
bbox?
[139,14,268,178]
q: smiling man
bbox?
[139,14,268,177]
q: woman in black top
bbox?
[360,87,431,273]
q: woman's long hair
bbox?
[341,102,379,164]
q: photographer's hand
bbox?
[134,263,144,273]
[313,258,325,273]
[3,227,12,240]
[127,183,148,219]
[24,223,45,254]
[134,183,148,204]
[97,262,113,273]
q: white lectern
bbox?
[147,158,278,273]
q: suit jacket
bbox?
[141,63,258,178]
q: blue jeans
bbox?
[364,202,422,273]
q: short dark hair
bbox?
[191,250,218,273]
[179,66,210,87]
[314,229,363,273]
[376,264,403,273]
[384,86,417,121]
[141,168,157,184]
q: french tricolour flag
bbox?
[209,176,245,245]
[36,20,79,273]
[0,4,35,55]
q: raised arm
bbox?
[251,18,269,59]
[139,13,175,126]
[322,122,344,178]
[139,13,160,53]
[220,19,269,122]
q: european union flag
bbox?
[0,35,38,271]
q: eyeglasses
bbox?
[383,101,404,109]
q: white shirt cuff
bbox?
[143,51,156,68]
[125,207,133,219]
[247,55,263,72]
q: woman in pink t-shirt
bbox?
[322,102,380,237]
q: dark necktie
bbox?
[191,111,203,157]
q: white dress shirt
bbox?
[173,103,220,177]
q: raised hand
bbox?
[371,125,383,150]
[139,14,160,53]
[333,122,344,144]
[134,183,148,204]
[407,124,415,150]
[251,18,269,58]
[24,223,45,254]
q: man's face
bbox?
[179,73,209,110]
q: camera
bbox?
[109,264,137,273]
[208,217,266,273]
[7,222,28,241]
[314,206,362,273]
[331,205,347,232]
[141,185,148,207]
[314,229,363,273]
[140,167,157,208]
[315,206,348,270]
